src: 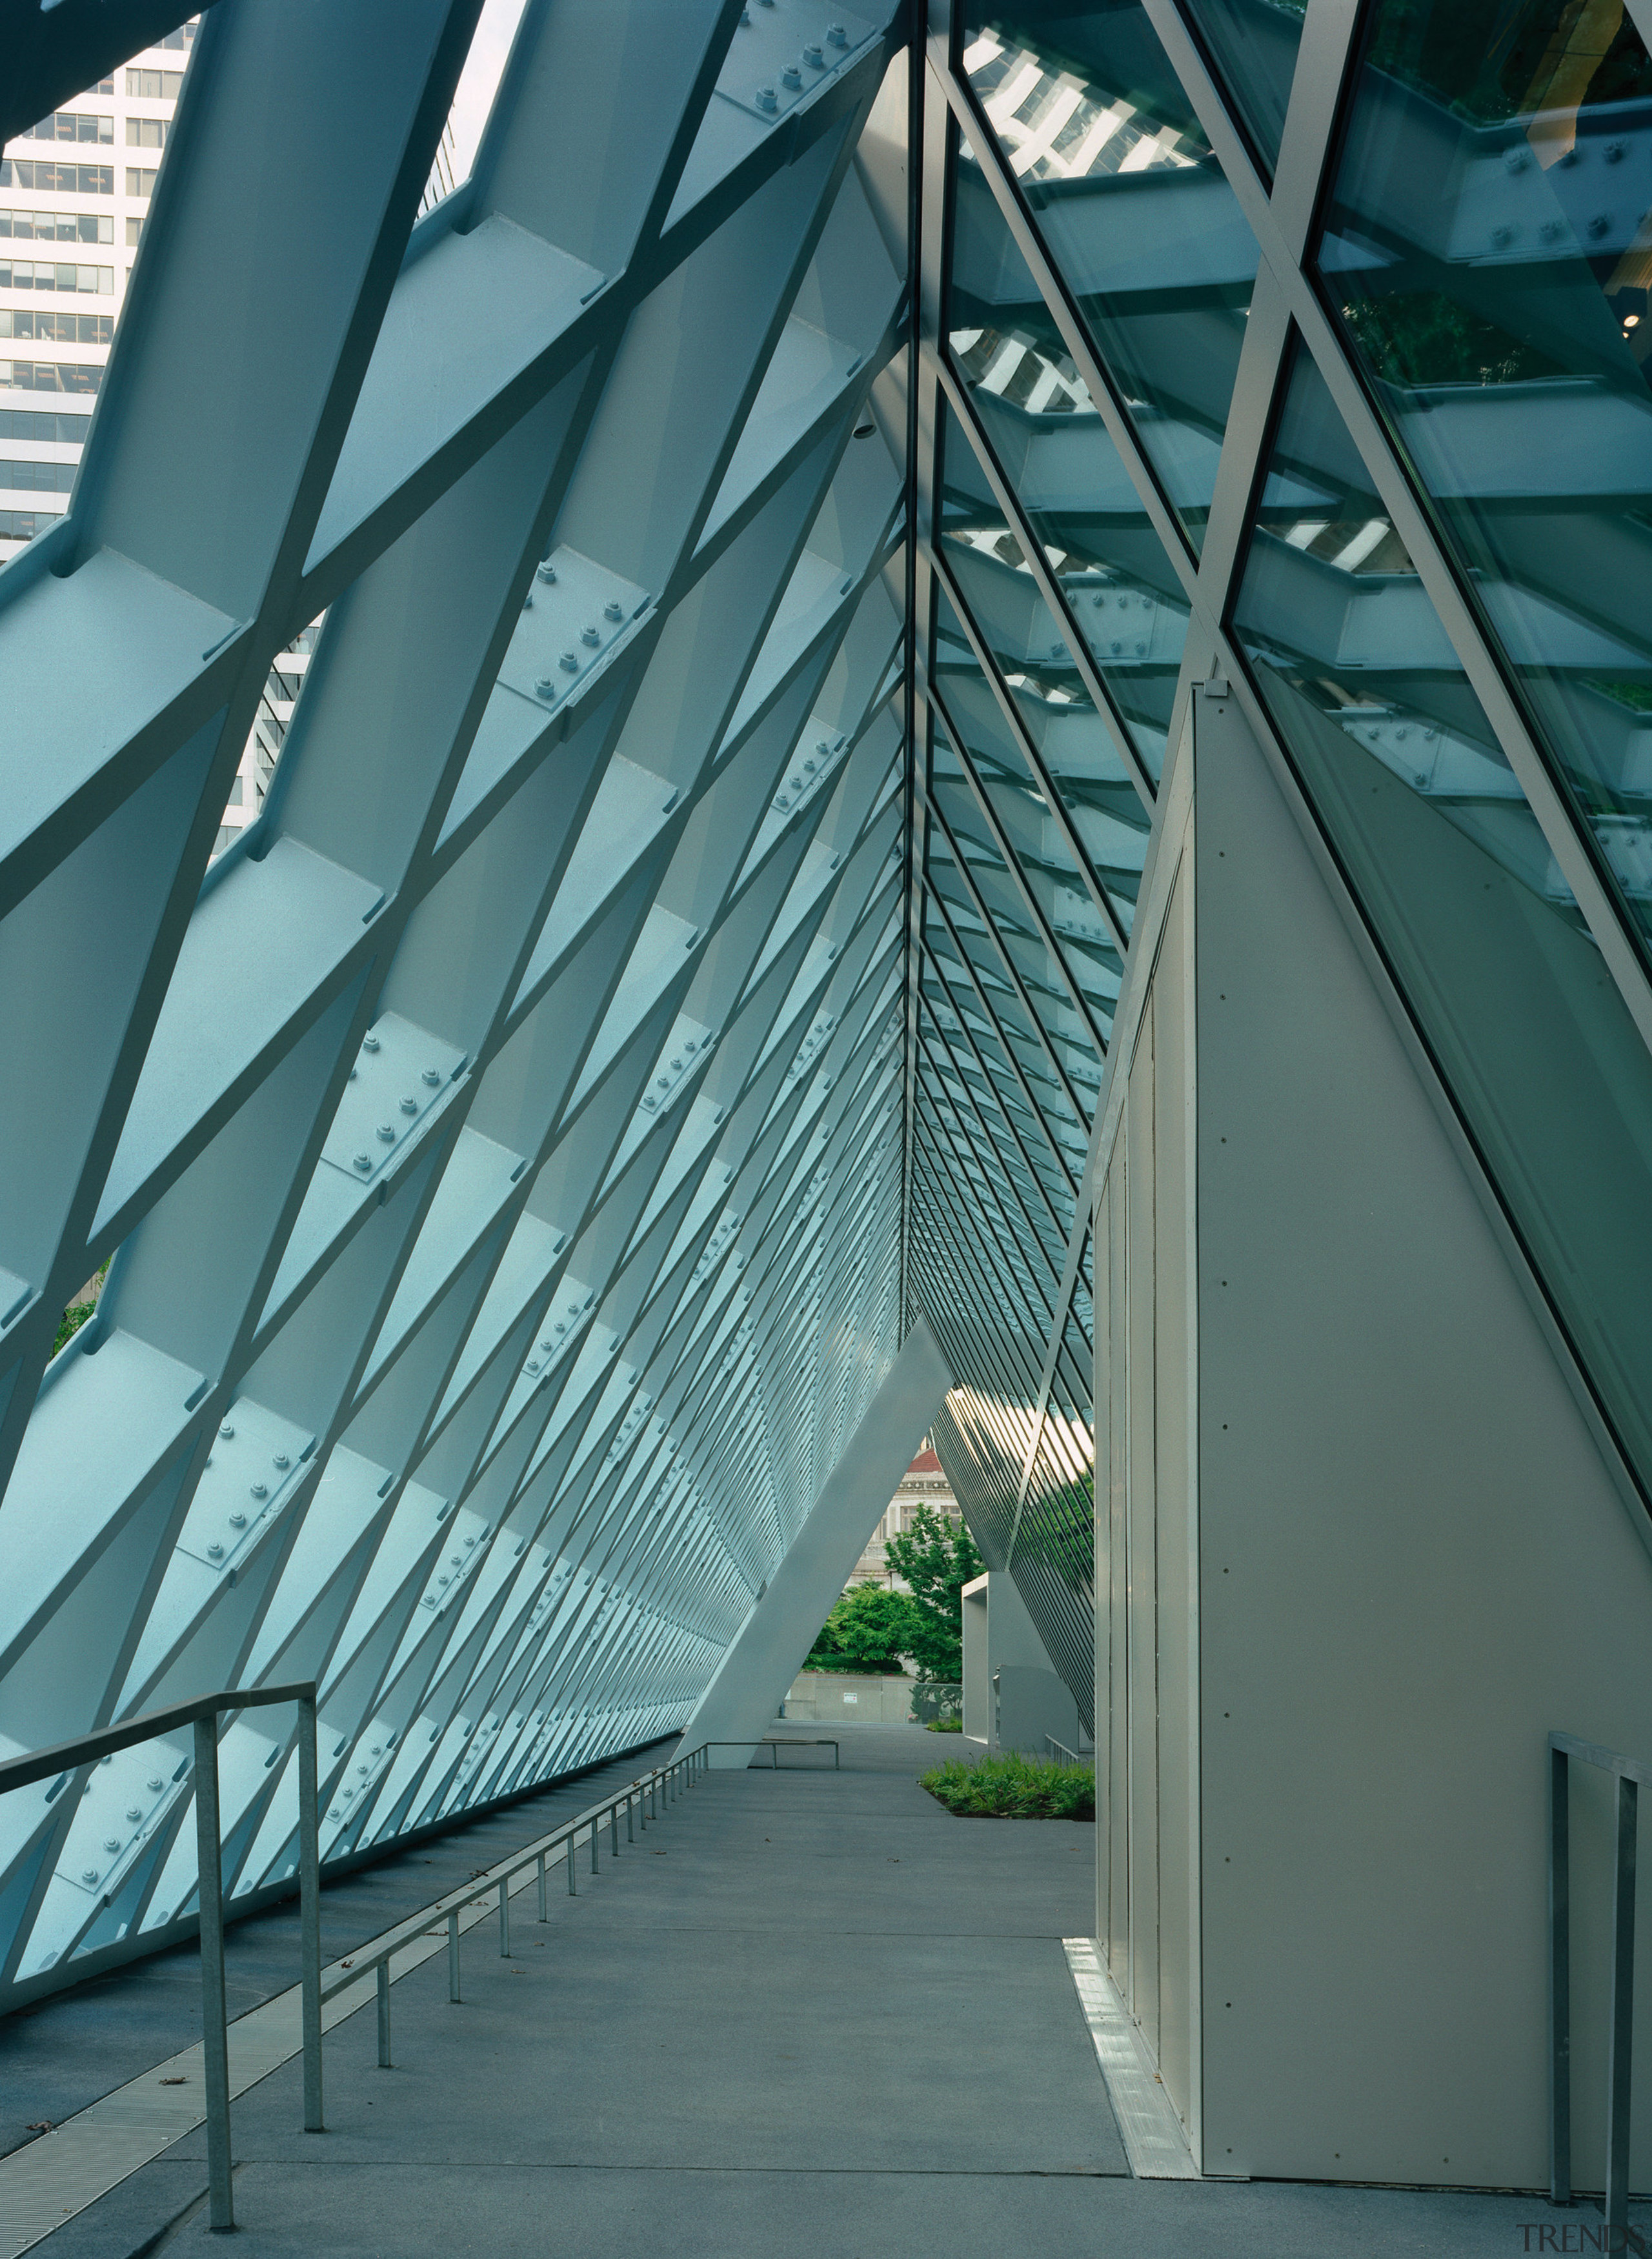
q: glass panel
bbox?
[959,0,1262,553]
[933,572,1143,967]
[1234,340,1652,1494]
[1321,0,1652,971]
[931,724,1105,1104]
[1177,0,1305,177]
[945,156,1189,773]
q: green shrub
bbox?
[920,1750,1094,1820]
[925,1717,963,1732]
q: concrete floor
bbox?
[18,1722,1649,2256]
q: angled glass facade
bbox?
[6,0,1652,2036]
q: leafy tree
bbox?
[804,1581,920,1674]
[883,1505,985,1683]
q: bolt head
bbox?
[363,1035,381,1053]
[147,1777,164,1792]
[560,650,579,672]
[273,1452,290,1469]
[353,1152,372,1172]
[828,21,847,41]
[537,559,557,582]
[399,1095,418,1115]
[756,85,777,109]
[81,1868,99,1885]
[803,43,823,63]
[423,1067,442,1086]
[581,625,601,647]
[250,1482,268,1500]
[207,1543,224,1559]
[782,65,801,86]
[534,675,557,700]
[604,599,623,620]
[126,1806,143,1822]
[229,1512,247,1529]
[376,1123,396,1142]
[219,1420,235,1438]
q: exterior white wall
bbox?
[1095,690,1652,2191]
[960,1568,1080,1756]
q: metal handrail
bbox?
[339,1743,713,2072]
[0,1682,321,2236]
[0,1703,718,2235]
[1548,1731,1650,2238]
[1045,1736,1094,1768]
[703,1739,840,1769]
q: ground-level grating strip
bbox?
[1062,1937,1198,2180]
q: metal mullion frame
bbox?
[908,1102,1051,1341]
[927,1392,1022,1550]
[916,1001,1061,1259]
[911,1072,1060,1332]
[927,522,1140,936]
[920,903,1078,1205]
[928,666,1120,1043]
[913,1023,1063,1270]
[929,348,1156,821]
[931,55,1202,607]
[1125,0,1652,1066]
[919,936,1069,1233]
[923,783,1091,1134]
[903,3,946,1341]
[903,1218,1042,1471]
[917,926,1071,1220]
[1005,1210,1097,1567]
[908,1117,1054,1388]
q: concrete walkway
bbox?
[14,1723,1649,2256]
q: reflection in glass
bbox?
[1320,0,1652,967]
[959,0,1261,551]
[1178,0,1305,177]
[945,154,1188,779]
[1234,341,1652,1493]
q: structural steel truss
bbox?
[0,0,912,1999]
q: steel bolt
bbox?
[354,1152,372,1172]
[229,1512,247,1529]
[376,1123,396,1142]
[82,1868,99,1885]
[756,84,777,109]
[126,1806,143,1822]
[423,1067,441,1086]
[399,1095,418,1115]
[581,624,600,647]
[803,43,823,64]
[782,64,802,87]
[537,559,557,582]
[827,21,848,43]
[273,1451,289,1469]
[207,1542,224,1559]
[534,675,557,699]
[363,1035,381,1052]
[220,1420,235,1438]
[560,650,579,672]
[1589,212,1611,237]
[147,1777,164,1792]
[250,1482,268,1501]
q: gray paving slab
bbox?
[25,1726,1593,2259]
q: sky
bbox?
[446,0,530,181]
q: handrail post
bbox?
[537,1851,547,1921]
[298,1691,323,2133]
[377,1961,392,2068]
[590,1816,598,1874]
[610,1803,618,1857]
[193,1712,234,2232]
[627,1791,634,1842]
[567,1832,577,1894]
[1549,1741,1571,2205]
[1606,1775,1638,2246]
[448,1909,461,2001]
[498,1874,510,1958]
